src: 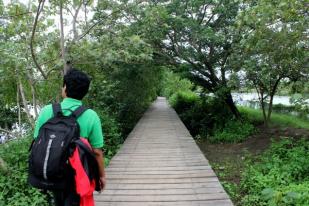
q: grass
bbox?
[239,106,309,130]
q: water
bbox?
[232,93,292,106]
[0,105,39,144]
[232,93,309,120]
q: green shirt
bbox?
[33,98,104,148]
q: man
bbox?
[33,69,106,205]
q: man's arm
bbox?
[93,148,106,191]
[88,111,106,190]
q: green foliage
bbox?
[210,161,243,203]
[169,91,199,112]
[168,91,247,141]
[160,70,194,98]
[122,0,242,117]
[240,138,309,206]
[169,91,255,143]
[95,109,122,160]
[0,137,49,206]
[239,107,309,129]
[290,94,309,116]
[0,103,18,130]
[210,120,255,143]
[235,0,309,124]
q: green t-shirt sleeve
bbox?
[33,105,52,139]
[88,111,104,149]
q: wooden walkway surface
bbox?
[95,97,233,206]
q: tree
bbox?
[237,0,308,125]
[114,0,243,118]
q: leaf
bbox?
[261,188,275,200]
[285,191,300,200]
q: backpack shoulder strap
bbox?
[52,103,62,117]
[74,139,95,157]
[71,105,87,119]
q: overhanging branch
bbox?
[30,0,47,79]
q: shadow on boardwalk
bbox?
[95,97,233,206]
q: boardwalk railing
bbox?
[95,97,233,206]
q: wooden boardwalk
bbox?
[95,97,233,206]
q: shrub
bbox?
[240,138,309,206]
[0,109,122,205]
[169,92,238,139]
[210,120,256,143]
[96,109,123,161]
[0,137,49,206]
[160,70,194,98]
[169,91,199,112]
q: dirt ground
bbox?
[198,125,309,161]
[196,125,309,201]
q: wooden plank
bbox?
[96,188,226,195]
[105,169,214,175]
[96,97,233,206]
[95,193,230,202]
[96,199,233,206]
[105,177,220,184]
[101,182,225,190]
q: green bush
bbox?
[169,91,199,112]
[169,92,239,139]
[0,102,18,130]
[0,109,122,205]
[210,120,255,143]
[96,109,123,162]
[160,70,194,98]
[239,107,309,129]
[86,63,161,136]
[0,137,49,206]
[240,138,309,206]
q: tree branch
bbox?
[190,74,215,92]
[73,0,84,41]
[0,128,13,134]
[77,9,122,41]
[0,12,32,19]
[30,0,47,79]
[198,4,210,24]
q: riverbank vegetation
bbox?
[1,0,308,205]
[167,90,309,205]
[162,71,309,205]
[240,107,309,130]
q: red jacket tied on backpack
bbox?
[69,138,99,206]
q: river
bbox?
[232,93,309,119]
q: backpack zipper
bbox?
[43,136,55,180]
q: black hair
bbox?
[63,68,91,100]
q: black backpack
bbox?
[28,103,87,190]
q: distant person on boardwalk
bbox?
[30,69,106,206]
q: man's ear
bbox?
[62,84,67,98]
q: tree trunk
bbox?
[25,68,38,118]
[255,84,268,126]
[30,80,38,119]
[260,93,268,127]
[18,78,35,128]
[59,0,67,75]
[26,0,38,120]
[16,84,21,136]
[84,1,88,27]
[224,92,241,119]
[0,157,8,172]
[30,0,47,79]
[267,94,274,122]
[72,1,83,41]
[267,78,281,123]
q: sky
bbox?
[3,0,96,37]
